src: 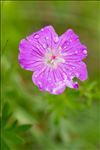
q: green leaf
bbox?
[6,120,18,132]
[10,120,18,130]
[9,134,24,145]
[2,103,9,119]
[1,138,10,150]
[1,103,32,148]
[4,130,24,145]
[1,103,12,127]
[15,124,32,133]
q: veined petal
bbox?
[72,61,88,81]
[18,26,88,95]
[27,25,59,52]
[58,29,87,61]
[32,67,66,94]
[18,39,44,71]
[59,61,88,81]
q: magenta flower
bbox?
[18,25,88,94]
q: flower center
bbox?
[51,55,56,60]
[44,48,65,68]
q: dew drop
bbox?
[38,81,41,85]
[46,36,49,40]
[41,28,44,31]
[43,43,47,49]
[69,39,72,42]
[66,41,70,46]
[34,34,39,39]
[76,73,79,77]
[72,66,75,69]
[52,89,56,94]
[64,46,67,49]
[34,74,37,77]
[36,44,40,49]
[75,50,78,54]
[83,50,87,54]
[54,36,59,43]
[46,87,49,91]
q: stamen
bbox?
[44,48,65,68]
[52,55,56,59]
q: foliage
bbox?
[1,103,32,150]
[1,1,100,150]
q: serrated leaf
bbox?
[15,124,32,133]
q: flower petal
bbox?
[27,25,59,51]
[32,67,66,95]
[57,29,87,61]
[59,61,88,81]
[18,25,58,71]
[72,61,88,81]
[32,64,80,94]
[18,26,88,94]
[18,39,44,71]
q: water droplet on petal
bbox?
[34,74,37,77]
[72,66,75,69]
[38,81,42,85]
[83,50,87,54]
[52,89,56,94]
[54,36,59,43]
[36,45,40,49]
[66,41,70,46]
[43,43,47,49]
[46,87,49,91]
[69,39,72,42]
[64,46,67,49]
[41,28,44,31]
[75,50,78,54]
[34,34,39,39]
[46,36,49,40]
[76,73,79,77]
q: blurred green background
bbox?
[1,1,100,150]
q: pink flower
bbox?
[18,25,88,94]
